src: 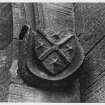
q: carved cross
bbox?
[36,29,74,65]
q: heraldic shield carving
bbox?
[18,25,85,88]
[34,29,75,75]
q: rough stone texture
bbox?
[0,43,12,102]
[0,3,13,50]
[7,3,105,103]
[12,3,26,39]
[74,3,105,102]
[8,3,80,102]
[0,3,13,102]
[24,3,36,30]
[8,80,80,102]
[75,3,105,53]
[8,59,78,103]
[80,38,105,102]
[33,3,75,32]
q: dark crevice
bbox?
[19,25,29,40]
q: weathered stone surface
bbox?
[12,3,26,39]
[0,3,13,102]
[74,3,105,102]
[0,3,13,50]
[24,3,36,30]
[74,4,84,36]
[80,38,105,102]
[8,53,80,102]
[74,3,105,36]
[75,3,105,53]
[8,3,80,102]
[8,79,80,102]
[11,3,105,103]
[9,59,24,85]
[0,43,12,102]
[12,39,20,60]
[33,3,75,32]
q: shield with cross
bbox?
[34,29,76,75]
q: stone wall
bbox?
[74,3,105,102]
[0,3,13,102]
[1,3,105,102]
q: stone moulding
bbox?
[17,24,85,89]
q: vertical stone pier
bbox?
[0,3,13,102]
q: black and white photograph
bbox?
[0,2,105,103]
